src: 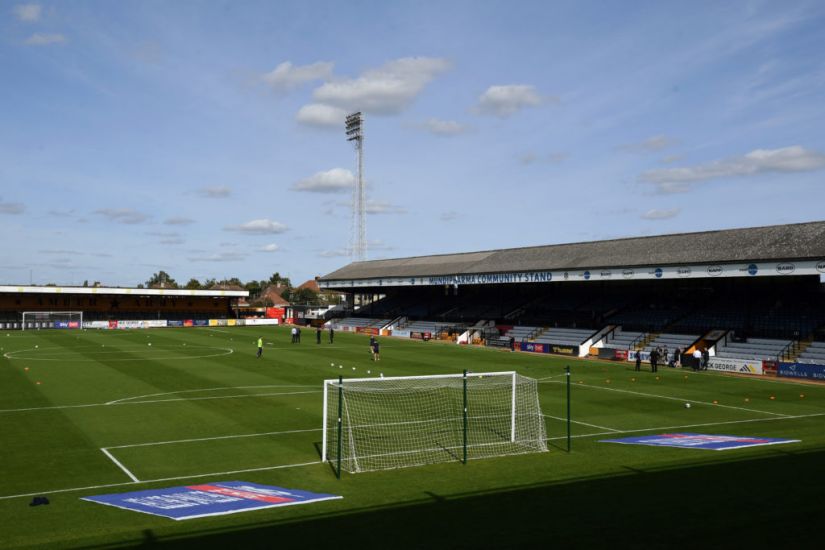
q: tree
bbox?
[185,278,202,290]
[291,287,320,305]
[145,271,178,289]
[82,280,89,287]
[269,272,291,288]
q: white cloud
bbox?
[263,61,334,91]
[94,208,150,224]
[198,185,231,198]
[25,33,65,46]
[475,85,548,117]
[618,135,679,153]
[164,216,195,225]
[440,211,459,222]
[224,219,288,234]
[296,103,348,128]
[366,200,406,215]
[419,118,468,136]
[641,146,825,192]
[13,4,41,21]
[292,168,355,193]
[311,57,450,114]
[640,208,681,220]
[319,249,350,258]
[259,244,280,252]
[0,201,25,214]
[188,252,247,262]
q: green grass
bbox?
[1,326,824,548]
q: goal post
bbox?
[21,311,84,331]
[321,371,547,475]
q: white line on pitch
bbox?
[105,384,318,405]
[100,448,140,483]
[0,389,320,414]
[545,380,791,417]
[0,460,320,501]
[542,414,620,432]
[107,427,321,449]
[544,411,825,442]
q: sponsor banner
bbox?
[235,319,246,326]
[84,321,111,329]
[319,260,825,289]
[167,320,184,327]
[601,433,799,451]
[392,330,411,338]
[778,362,825,381]
[54,321,70,329]
[707,357,763,375]
[68,321,80,329]
[117,320,143,329]
[762,360,778,374]
[356,327,380,336]
[145,320,167,328]
[183,319,194,327]
[82,481,342,521]
[109,320,118,329]
[549,344,578,356]
[216,319,228,327]
[209,319,219,327]
[520,342,548,354]
[227,319,237,327]
[194,319,209,327]
[486,338,512,348]
[411,331,432,341]
[614,349,628,360]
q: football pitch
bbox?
[1,326,824,548]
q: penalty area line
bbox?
[542,414,620,432]
[0,460,320,501]
[100,448,140,483]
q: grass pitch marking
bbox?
[105,427,321,450]
[3,345,234,362]
[105,384,319,405]
[544,379,791,418]
[100,448,140,482]
[0,389,321,414]
[542,414,620,432]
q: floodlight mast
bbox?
[345,112,366,262]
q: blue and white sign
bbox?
[600,433,799,451]
[778,362,825,381]
[82,481,342,520]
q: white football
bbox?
[148,343,152,346]
[685,403,691,409]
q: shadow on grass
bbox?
[90,448,825,549]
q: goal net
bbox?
[21,311,83,331]
[322,371,547,474]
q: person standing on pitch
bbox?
[372,338,380,361]
[316,326,321,344]
[329,326,334,344]
[635,351,641,371]
[650,348,658,373]
[291,326,297,344]
[256,337,263,358]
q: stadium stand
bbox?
[533,327,594,346]
[796,341,825,365]
[714,337,792,361]
[600,329,645,350]
[641,333,700,353]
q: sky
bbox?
[1,0,824,288]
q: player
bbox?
[316,326,321,344]
[329,326,334,344]
[371,338,380,361]
[256,337,263,358]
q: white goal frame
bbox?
[321,370,546,474]
[21,311,84,331]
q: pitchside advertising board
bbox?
[778,362,825,381]
[319,259,825,289]
[601,433,799,451]
[706,357,764,375]
[82,481,341,520]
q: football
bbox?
[684,403,691,409]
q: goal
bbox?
[322,371,547,475]
[21,311,84,331]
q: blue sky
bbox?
[1,0,824,287]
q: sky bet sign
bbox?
[320,259,825,289]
